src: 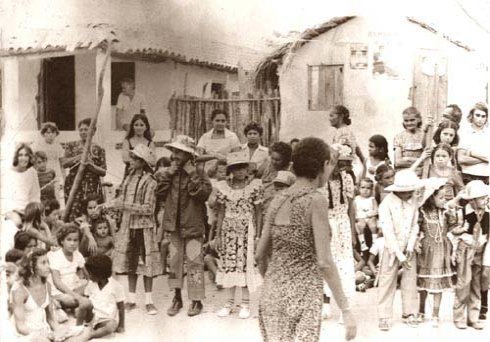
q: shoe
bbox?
[238,305,251,319]
[454,321,467,330]
[188,301,203,317]
[321,303,331,320]
[167,298,183,316]
[146,304,158,315]
[125,303,136,311]
[403,314,419,328]
[480,312,487,320]
[430,316,440,328]
[379,319,391,331]
[415,313,425,323]
[468,321,484,330]
[217,304,233,317]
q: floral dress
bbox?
[215,178,263,292]
[417,208,455,292]
[259,187,324,342]
[319,171,356,298]
[64,141,106,221]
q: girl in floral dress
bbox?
[215,152,263,319]
[320,152,356,320]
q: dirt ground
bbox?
[90,274,488,342]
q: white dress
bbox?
[319,171,356,298]
[1,167,41,216]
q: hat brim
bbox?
[460,192,489,200]
[226,161,250,170]
[129,150,154,168]
[165,143,198,156]
[384,184,419,192]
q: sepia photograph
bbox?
[0,0,489,341]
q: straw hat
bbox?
[226,151,250,170]
[273,170,296,186]
[384,170,422,192]
[331,143,355,161]
[165,135,198,156]
[419,177,448,206]
[130,144,156,168]
[459,180,490,200]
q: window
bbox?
[211,82,224,99]
[307,65,343,111]
[111,62,135,105]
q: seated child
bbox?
[93,218,114,257]
[78,254,125,339]
[34,151,57,204]
[44,199,63,237]
[354,178,378,251]
[48,224,92,325]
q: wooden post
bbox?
[63,44,111,222]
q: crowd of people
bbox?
[0,99,488,341]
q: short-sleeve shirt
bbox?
[116,92,147,126]
[393,129,424,173]
[197,128,241,156]
[84,277,125,322]
[48,249,85,295]
[238,144,269,172]
[458,125,489,177]
[31,140,65,180]
[369,237,385,257]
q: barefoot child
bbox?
[80,254,125,338]
[377,170,421,331]
[451,180,489,330]
[48,224,92,325]
[215,151,263,319]
[416,178,456,327]
[354,178,378,251]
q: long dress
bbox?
[320,171,356,298]
[215,179,263,292]
[63,141,106,221]
[417,208,455,292]
[259,187,323,342]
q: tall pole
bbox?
[63,43,111,222]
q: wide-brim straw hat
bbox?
[226,151,250,170]
[459,180,490,200]
[165,135,198,156]
[130,144,156,168]
[385,170,422,192]
[273,170,296,186]
[419,177,448,206]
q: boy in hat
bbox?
[451,180,489,329]
[157,135,212,317]
[377,170,421,331]
[272,170,296,192]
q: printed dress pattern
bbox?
[215,178,263,292]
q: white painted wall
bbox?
[279,17,488,160]
[75,53,97,124]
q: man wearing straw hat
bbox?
[157,135,212,317]
[377,169,422,331]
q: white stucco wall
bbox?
[75,53,97,124]
[278,17,488,159]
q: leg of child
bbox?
[204,254,217,282]
[400,254,418,319]
[356,220,368,251]
[239,287,251,319]
[128,274,138,305]
[377,250,400,321]
[480,266,490,319]
[89,320,118,339]
[367,218,378,240]
[419,290,428,317]
[143,276,155,307]
[432,293,442,318]
[75,297,93,326]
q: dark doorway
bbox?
[41,56,75,130]
[111,62,135,105]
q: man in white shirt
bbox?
[116,78,147,131]
[376,170,421,331]
[238,122,269,177]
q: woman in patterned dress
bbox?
[62,118,106,221]
[256,138,356,342]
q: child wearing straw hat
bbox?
[215,151,263,319]
[450,180,489,330]
[107,144,162,315]
[376,169,422,331]
[157,135,212,317]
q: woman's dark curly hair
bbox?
[332,105,352,126]
[17,247,48,286]
[13,143,35,168]
[433,121,459,146]
[292,137,330,179]
[244,122,264,136]
[57,223,82,246]
[270,142,292,169]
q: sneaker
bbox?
[321,303,331,320]
[188,301,203,317]
[167,298,183,317]
[379,319,391,331]
[238,305,251,319]
[468,321,484,330]
[146,304,158,315]
[217,304,233,317]
[430,316,440,328]
[125,303,136,311]
[403,314,419,328]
